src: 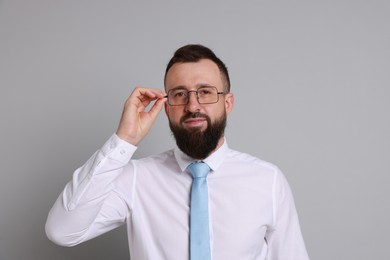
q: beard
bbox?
[169,112,227,160]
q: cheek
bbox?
[166,108,183,122]
[208,106,226,122]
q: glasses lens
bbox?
[197,87,218,104]
[168,89,187,105]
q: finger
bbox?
[134,88,166,108]
[147,96,167,119]
[136,87,166,99]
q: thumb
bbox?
[147,97,167,121]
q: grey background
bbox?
[0,0,389,259]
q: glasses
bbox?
[166,86,225,106]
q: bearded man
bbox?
[46,44,309,260]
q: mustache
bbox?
[180,112,209,124]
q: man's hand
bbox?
[116,87,167,145]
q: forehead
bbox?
[165,59,223,90]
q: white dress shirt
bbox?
[45,134,309,260]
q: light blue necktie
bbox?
[188,162,211,260]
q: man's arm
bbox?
[265,170,310,259]
[45,87,167,246]
[45,134,135,246]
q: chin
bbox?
[183,124,207,132]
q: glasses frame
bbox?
[166,86,225,106]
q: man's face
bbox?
[164,59,234,158]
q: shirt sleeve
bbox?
[265,169,310,260]
[45,134,137,247]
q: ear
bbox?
[224,93,234,114]
[164,101,169,116]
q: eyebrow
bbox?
[170,84,215,90]
[170,86,187,91]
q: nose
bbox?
[185,91,200,112]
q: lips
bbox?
[184,118,206,126]
[180,112,209,128]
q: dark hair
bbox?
[164,44,230,92]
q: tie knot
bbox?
[187,162,210,179]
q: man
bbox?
[46,44,309,259]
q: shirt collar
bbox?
[174,138,229,174]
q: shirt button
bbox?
[110,143,115,149]
[120,149,126,155]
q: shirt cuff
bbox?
[100,133,137,164]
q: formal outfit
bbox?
[46,134,309,260]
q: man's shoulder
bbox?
[226,147,280,172]
[135,149,176,164]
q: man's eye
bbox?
[199,89,212,95]
[174,91,186,98]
